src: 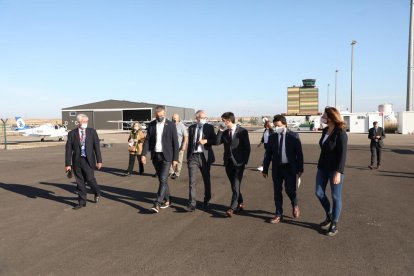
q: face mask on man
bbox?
[199,118,207,125]
[320,117,328,124]
[172,119,177,123]
[80,123,87,129]
[275,126,284,134]
[156,116,165,123]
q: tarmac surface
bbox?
[0,132,413,275]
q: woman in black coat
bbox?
[315,107,348,237]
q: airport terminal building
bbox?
[61,99,195,130]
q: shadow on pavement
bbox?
[0,182,77,207]
[282,218,326,235]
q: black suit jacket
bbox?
[141,119,179,162]
[187,123,216,164]
[368,127,386,147]
[262,130,304,175]
[216,126,251,166]
[65,127,102,169]
[317,127,348,173]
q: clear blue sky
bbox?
[0,0,409,118]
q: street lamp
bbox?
[335,69,339,108]
[350,40,357,113]
[407,0,414,111]
[327,83,330,107]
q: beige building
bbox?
[287,79,319,115]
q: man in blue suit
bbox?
[262,115,304,224]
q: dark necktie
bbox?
[278,133,284,164]
[194,125,202,151]
[81,129,86,157]
[229,128,233,143]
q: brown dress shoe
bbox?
[226,208,233,218]
[293,205,300,218]
[270,215,282,224]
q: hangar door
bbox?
[123,109,152,129]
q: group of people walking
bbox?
[65,106,349,237]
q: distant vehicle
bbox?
[295,123,312,131]
[15,117,68,142]
[287,121,301,129]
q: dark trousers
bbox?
[188,153,211,207]
[370,143,382,166]
[128,154,144,174]
[261,143,268,166]
[225,161,245,210]
[74,157,100,205]
[152,153,171,205]
[272,164,297,216]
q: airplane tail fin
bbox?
[15,116,28,130]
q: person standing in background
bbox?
[126,122,145,176]
[368,121,386,170]
[169,114,188,179]
[257,119,274,172]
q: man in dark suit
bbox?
[368,121,386,169]
[186,110,216,212]
[262,115,303,224]
[141,106,179,213]
[65,114,102,210]
[216,112,250,218]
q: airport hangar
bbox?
[61,99,195,130]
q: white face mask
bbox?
[320,117,327,124]
[275,126,284,134]
[80,123,87,129]
[134,127,139,131]
[199,118,207,125]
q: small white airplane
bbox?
[107,120,149,131]
[15,117,68,142]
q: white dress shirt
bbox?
[155,120,165,152]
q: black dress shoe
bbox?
[186,205,196,212]
[73,204,86,210]
[202,201,210,209]
[94,195,100,203]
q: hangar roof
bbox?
[62,99,165,110]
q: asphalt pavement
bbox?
[0,133,413,275]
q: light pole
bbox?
[407,0,414,111]
[350,40,357,113]
[327,83,330,107]
[335,69,339,108]
[1,118,8,150]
